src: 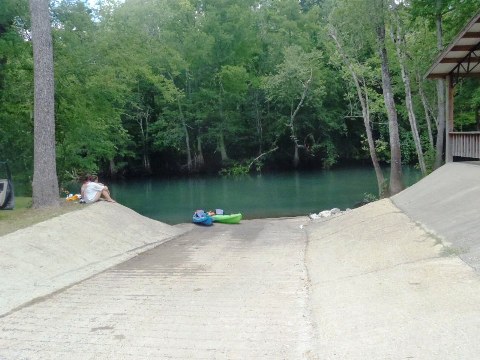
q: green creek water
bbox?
[108,166,421,225]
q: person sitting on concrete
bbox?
[83,175,116,204]
[80,175,90,202]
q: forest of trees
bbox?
[2,0,480,200]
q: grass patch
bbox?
[440,246,467,257]
[0,197,84,237]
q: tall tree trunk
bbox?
[254,90,263,155]
[293,144,300,168]
[195,136,205,169]
[109,158,117,178]
[360,81,386,197]
[217,86,229,162]
[288,70,312,169]
[183,119,192,171]
[435,80,446,168]
[435,0,446,169]
[176,98,192,171]
[416,71,435,150]
[136,109,151,174]
[143,151,151,174]
[391,14,427,176]
[329,27,386,197]
[218,131,229,161]
[170,73,192,172]
[30,0,60,208]
[376,8,403,195]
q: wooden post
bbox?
[445,75,454,163]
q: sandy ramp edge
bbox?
[0,202,188,316]
[305,199,480,359]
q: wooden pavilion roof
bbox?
[425,10,480,83]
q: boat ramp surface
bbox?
[1,162,480,359]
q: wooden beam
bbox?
[455,72,480,77]
[427,72,480,79]
[463,32,480,38]
[441,57,480,63]
[451,45,476,51]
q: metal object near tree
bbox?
[0,161,14,210]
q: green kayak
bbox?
[211,213,242,224]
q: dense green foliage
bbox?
[1,0,480,192]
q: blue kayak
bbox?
[193,210,213,226]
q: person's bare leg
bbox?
[92,191,102,203]
[101,189,116,202]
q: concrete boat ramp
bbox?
[1,162,480,359]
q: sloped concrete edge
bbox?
[304,198,480,359]
[392,162,480,270]
[0,201,188,316]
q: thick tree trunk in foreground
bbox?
[30,0,60,208]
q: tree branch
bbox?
[248,146,279,170]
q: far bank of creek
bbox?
[106,166,421,225]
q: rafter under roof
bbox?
[425,10,480,83]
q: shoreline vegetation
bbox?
[4,1,480,197]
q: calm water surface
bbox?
[110,166,421,225]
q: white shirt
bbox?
[84,181,105,203]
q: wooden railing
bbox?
[450,132,480,159]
